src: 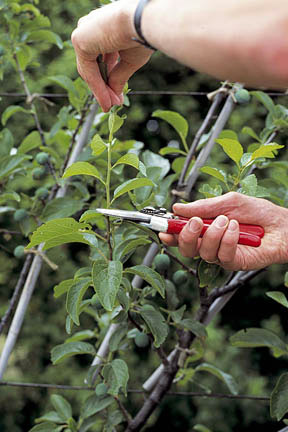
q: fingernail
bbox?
[228,220,238,231]
[188,217,202,233]
[215,215,228,228]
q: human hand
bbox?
[71,0,153,112]
[159,192,288,271]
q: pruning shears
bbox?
[95,206,264,247]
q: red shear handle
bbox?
[166,219,262,247]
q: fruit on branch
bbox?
[32,166,47,180]
[95,383,108,397]
[13,245,25,258]
[135,331,150,348]
[234,89,251,104]
[154,253,171,272]
[13,208,28,222]
[35,187,49,200]
[35,152,49,165]
[172,269,188,285]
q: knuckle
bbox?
[225,191,241,203]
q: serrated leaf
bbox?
[198,260,221,288]
[152,110,188,145]
[125,265,165,298]
[113,237,151,263]
[199,184,223,198]
[102,358,129,396]
[271,373,288,420]
[216,138,243,166]
[41,197,84,222]
[66,330,95,343]
[29,423,58,432]
[240,174,258,196]
[66,277,91,325]
[113,153,139,170]
[180,319,207,339]
[266,291,288,308]
[200,166,226,183]
[62,161,104,184]
[51,395,72,421]
[0,154,30,180]
[159,146,187,156]
[90,134,107,156]
[51,341,96,364]
[27,218,93,250]
[142,150,170,179]
[230,328,288,357]
[54,279,74,298]
[81,395,114,419]
[26,30,63,49]
[195,362,238,395]
[92,260,123,311]
[251,143,284,160]
[170,305,186,324]
[241,126,261,142]
[109,323,128,352]
[18,131,41,154]
[252,91,275,114]
[112,178,154,202]
[35,411,63,424]
[2,105,31,125]
[0,192,20,204]
[108,112,125,135]
[140,304,169,347]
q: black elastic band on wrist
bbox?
[132,0,156,51]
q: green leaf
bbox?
[109,323,128,352]
[240,174,258,196]
[195,362,239,395]
[35,411,63,424]
[218,129,239,141]
[198,260,221,288]
[200,166,226,183]
[62,161,104,184]
[51,341,96,364]
[27,218,93,251]
[139,304,169,347]
[179,319,207,339]
[170,305,186,324]
[113,153,140,170]
[199,184,223,198]
[216,138,243,166]
[92,260,123,311]
[26,30,63,49]
[66,277,91,325]
[152,110,188,145]
[41,198,84,222]
[113,237,151,263]
[102,358,129,396]
[2,105,31,125]
[241,126,261,142]
[285,272,288,288]
[29,423,58,432]
[266,291,288,308]
[18,131,41,154]
[81,395,114,419]
[54,279,74,298]
[142,150,170,179]
[125,265,165,298]
[112,178,154,202]
[0,155,30,180]
[271,373,288,420]
[51,395,72,421]
[252,91,275,114]
[159,146,187,156]
[90,134,107,156]
[108,112,125,135]
[193,424,212,432]
[0,192,20,204]
[66,330,95,343]
[251,143,284,160]
[230,328,288,357]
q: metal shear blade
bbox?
[95,208,151,223]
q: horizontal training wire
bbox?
[0,380,269,401]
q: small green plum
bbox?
[13,209,28,222]
[36,152,49,165]
[172,270,188,286]
[154,254,171,272]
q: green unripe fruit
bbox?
[234,89,251,105]
[95,383,108,397]
[135,332,150,348]
[32,166,47,180]
[172,270,188,286]
[13,209,28,222]
[154,254,171,272]
[35,187,49,200]
[36,152,49,165]
[14,245,25,258]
